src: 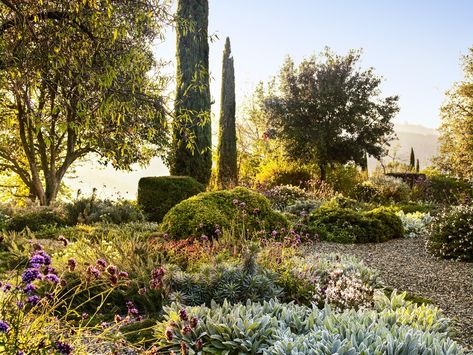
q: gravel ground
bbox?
[312,237,473,350]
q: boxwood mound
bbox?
[137,176,205,222]
[161,187,288,239]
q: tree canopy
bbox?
[436,48,473,179]
[0,0,172,205]
[264,49,399,180]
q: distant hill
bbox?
[368,123,439,172]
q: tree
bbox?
[169,0,212,185]
[416,159,420,173]
[216,37,237,189]
[265,49,399,180]
[361,152,368,172]
[409,147,415,170]
[436,48,473,179]
[0,0,171,205]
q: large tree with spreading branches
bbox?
[265,49,399,180]
[0,0,172,205]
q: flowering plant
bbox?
[396,210,432,238]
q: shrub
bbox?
[4,208,66,232]
[396,211,432,238]
[65,198,144,225]
[326,163,364,195]
[427,205,473,261]
[162,251,282,306]
[262,184,311,211]
[153,293,462,354]
[412,172,472,204]
[369,175,411,203]
[137,176,205,222]
[364,206,404,240]
[285,199,321,216]
[308,205,404,243]
[254,161,314,188]
[161,187,288,240]
[351,181,381,202]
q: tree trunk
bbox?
[319,163,327,181]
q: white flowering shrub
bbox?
[427,205,473,261]
[262,185,311,211]
[154,292,464,354]
[396,211,433,238]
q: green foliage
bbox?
[162,252,282,306]
[0,0,171,205]
[413,171,472,204]
[326,163,364,195]
[137,176,204,222]
[308,205,404,243]
[262,185,311,211]
[170,0,212,185]
[369,175,411,203]
[4,208,66,232]
[264,49,399,180]
[65,198,143,225]
[436,47,473,179]
[427,205,473,261]
[161,187,288,239]
[351,181,381,202]
[216,37,238,189]
[153,293,462,354]
[254,160,314,188]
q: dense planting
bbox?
[161,187,288,239]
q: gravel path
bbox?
[313,237,473,350]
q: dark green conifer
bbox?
[410,147,415,171]
[170,0,212,185]
[217,37,237,188]
[416,158,420,173]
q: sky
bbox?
[66,0,473,198]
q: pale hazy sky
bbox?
[67,1,473,198]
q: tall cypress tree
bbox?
[217,37,237,188]
[170,0,212,185]
[409,147,415,170]
[416,159,420,173]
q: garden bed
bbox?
[312,237,473,349]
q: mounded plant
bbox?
[427,204,473,261]
[161,187,288,239]
[137,176,204,222]
[4,208,66,232]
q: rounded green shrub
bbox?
[364,206,404,240]
[161,187,288,239]
[427,205,473,261]
[4,208,66,232]
[262,184,311,211]
[137,176,205,222]
[369,175,411,203]
[307,205,404,243]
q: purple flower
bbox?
[3,283,12,291]
[96,258,107,269]
[179,308,188,321]
[29,254,46,268]
[0,320,9,333]
[232,199,239,205]
[239,202,246,208]
[58,235,68,247]
[165,327,174,341]
[55,341,73,355]
[45,274,60,284]
[23,284,37,294]
[16,301,24,309]
[214,228,221,236]
[271,230,278,237]
[22,268,42,284]
[201,234,209,241]
[27,295,41,306]
[106,265,117,275]
[118,271,129,279]
[36,250,51,265]
[86,266,100,278]
[128,307,139,317]
[82,312,89,320]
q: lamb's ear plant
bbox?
[0,244,140,354]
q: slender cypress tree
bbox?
[216,37,237,188]
[416,158,420,173]
[361,152,368,172]
[409,147,415,170]
[170,0,212,185]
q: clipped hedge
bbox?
[161,187,288,239]
[307,205,404,243]
[137,176,204,222]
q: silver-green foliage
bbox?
[154,292,463,354]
